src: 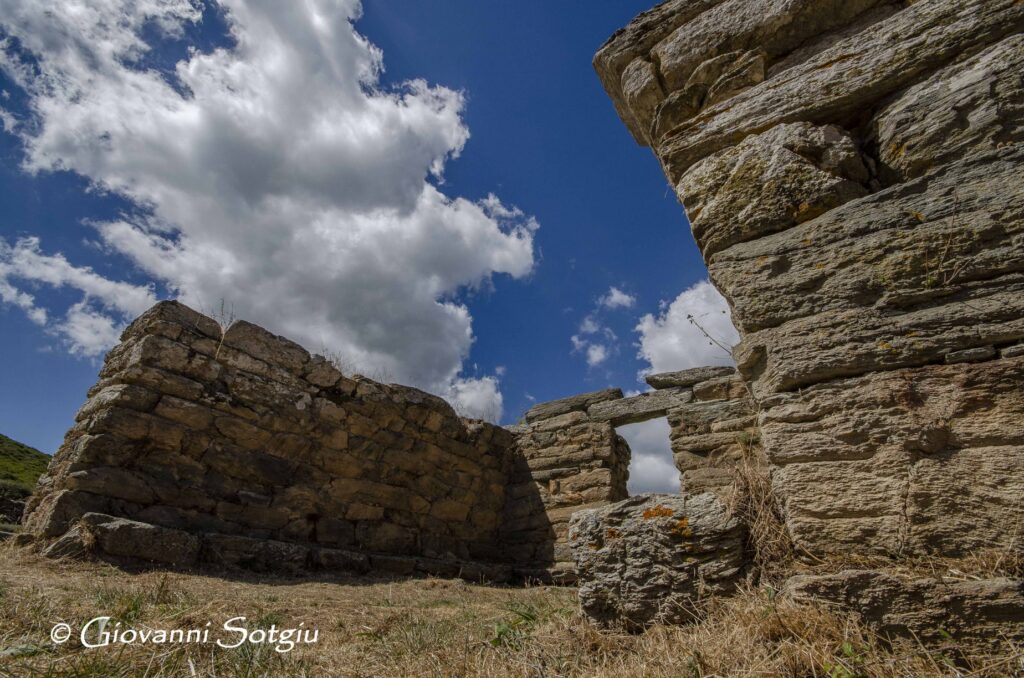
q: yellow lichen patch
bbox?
[670,517,693,538]
[794,202,827,224]
[814,262,826,270]
[877,340,893,351]
[889,141,909,159]
[642,505,675,520]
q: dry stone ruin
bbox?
[15,0,1024,648]
[21,300,754,584]
[585,0,1024,639]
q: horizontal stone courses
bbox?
[656,0,1024,179]
[712,146,1024,331]
[28,298,763,583]
[47,512,516,582]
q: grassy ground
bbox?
[0,433,49,490]
[1,545,1019,677]
[0,433,50,529]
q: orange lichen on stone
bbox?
[605,528,621,539]
[671,517,693,538]
[642,505,675,520]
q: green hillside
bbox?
[0,432,50,492]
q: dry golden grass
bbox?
[1,543,1020,677]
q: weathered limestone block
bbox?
[44,512,202,566]
[785,571,1024,645]
[719,147,1024,397]
[645,365,734,389]
[679,122,870,258]
[760,356,1024,556]
[873,34,1024,182]
[593,0,729,143]
[570,493,744,628]
[655,0,1024,180]
[691,374,747,402]
[523,388,623,423]
[202,533,311,573]
[586,387,692,426]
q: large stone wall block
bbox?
[523,388,624,423]
[873,34,1024,182]
[599,0,1024,572]
[586,387,693,426]
[656,0,1024,180]
[645,365,734,389]
[785,571,1024,645]
[570,493,745,628]
[680,122,870,259]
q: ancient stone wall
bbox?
[22,300,762,580]
[507,369,756,579]
[596,0,1024,559]
[24,301,519,578]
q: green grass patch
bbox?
[0,432,50,493]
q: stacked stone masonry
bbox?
[24,302,521,580]
[509,370,756,579]
[23,301,756,581]
[596,0,1024,559]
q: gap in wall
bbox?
[616,417,679,496]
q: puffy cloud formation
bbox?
[0,0,538,420]
[570,286,635,369]
[636,279,739,375]
[0,238,158,356]
[599,286,635,310]
[585,343,608,367]
[617,418,679,494]
[571,315,616,369]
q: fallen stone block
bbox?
[80,513,200,566]
[569,493,745,628]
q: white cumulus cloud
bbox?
[617,418,680,495]
[0,0,538,421]
[0,237,158,356]
[599,286,635,309]
[585,343,608,367]
[635,279,739,376]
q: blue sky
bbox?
[0,1,736,489]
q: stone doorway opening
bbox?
[616,417,679,495]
